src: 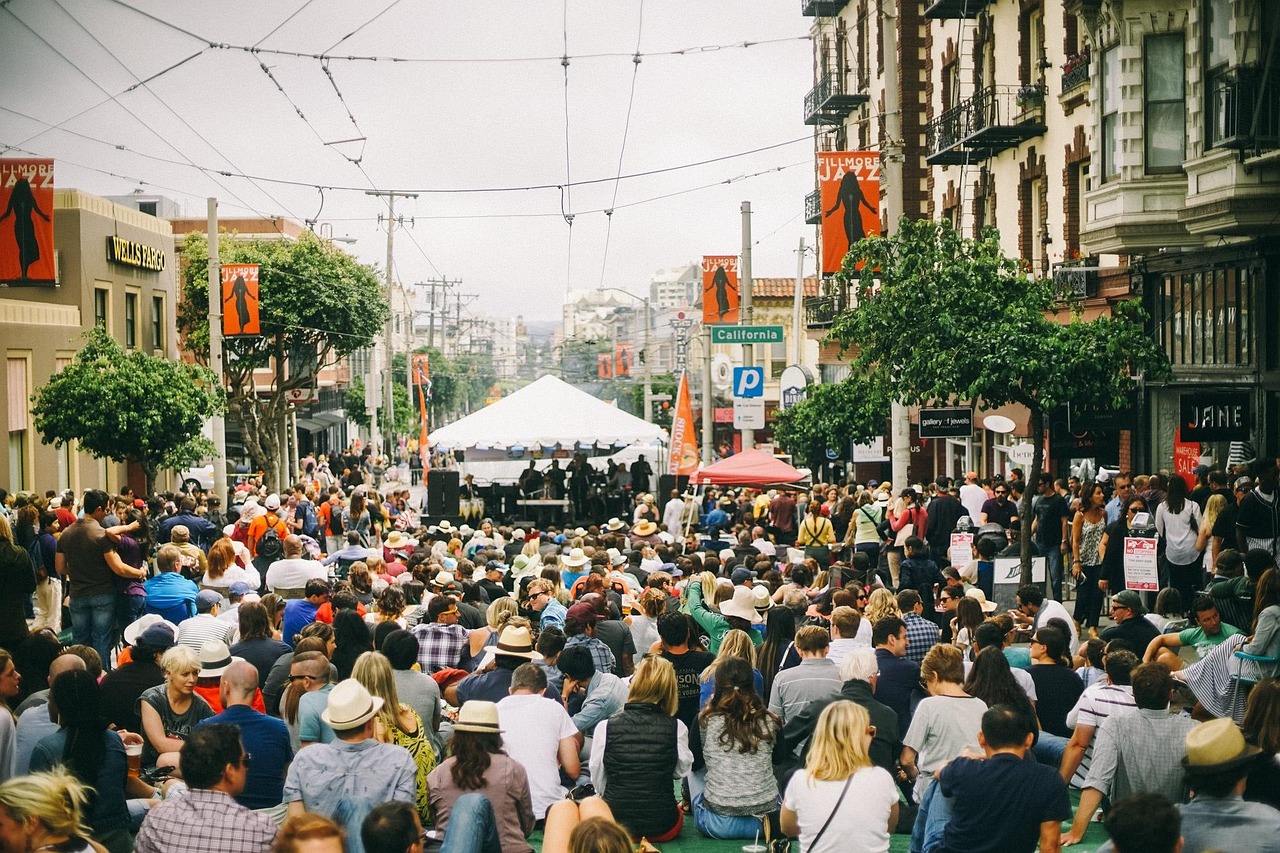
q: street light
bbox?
[596,288,653,424]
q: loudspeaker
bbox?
[656,475,691,515]
[427,470,460,517]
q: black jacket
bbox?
[773,678,900,786]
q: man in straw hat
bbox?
[284,679,416,831]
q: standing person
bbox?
[630,455,652,498]
[925,477,969,569]
[426,701,536,853]
[768,490,798,546]
[56,489,147,669]
[888,489,928,588]
[589,657,692,843]
[959,472,988,521]
[1156,475,1205,614]
[134,724,279,853]
[845,491,885,574]
[0,515,36,651]
[318,489,346,557]
[0,649,20,781]
[779,700,899,853]
[1237,458,1280,558]
[1033,473,1072,602]
[692,657,781,840]
[1071,482,1109,635]
[978,482,1019,532]
[796,501,835,567]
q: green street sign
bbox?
[710,325,785,345]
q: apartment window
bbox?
[1101,45,1121,180]
[151,296,165,351]
[94,288,109,329]
[770,342,787,379]
[138,200,158,216]
[124,292,138,349]
[1204,0,1232,70]
[1145,34,1186,172]
[7,357,29,492]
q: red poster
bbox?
[220,264,261,337]
[614,343,633,377]
[0,159,56,284]
[1172,426,1201,491]
[819,151,881,275]
[597,353,614,379]
[701,255,739,325]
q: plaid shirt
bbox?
[134,789,277,853]
[565,634,617,674]
[410,622,470,673]
[902,612,941,664]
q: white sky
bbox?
[0,0,817,320]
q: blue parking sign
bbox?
[733,366,765,398]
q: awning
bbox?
[295,417,323,432]
[313,410,346,426]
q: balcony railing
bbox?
[925,102,978,165]
[1209,65,1280,152]
[1053,258,1100,299]
[925,0,993,19]
[804,289,848,329]
[1061,58,1090,94]
[805,189,822,225]
[966,85,1047,151]
[801,0,848,15]
[804,71,870,126]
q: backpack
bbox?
[257,514,285,561]
[296,501,318,538]
[327,502,344,536]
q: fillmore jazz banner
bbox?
[0,158,56,284]
[220,264,261,337]
[614,343,634,377]
[701,255,739,325]
[818,151,881,275]
[412,354,431,471]
[667,371,699,476]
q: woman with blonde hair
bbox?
[351,651,436,824]
[138,644,214,769]
[863,587,901,626]
[273,812,344,853]
[463,597,520,669]
[698,628,764,706]
[589,656,691,842]
[539,566,571,605]
[1196,492,1228,568]
[780,700,898,852]
[0,769,106,853]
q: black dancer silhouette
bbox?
[223,273,252,333]
[0,178,51,280]
[711,264,737,321]
[825,170,877,246]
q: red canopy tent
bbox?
[691,449,810,487]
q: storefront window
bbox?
[1155,263,1256,367]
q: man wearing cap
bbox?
[1236,457,1280,557]
[198,660,292,818]
[247,494,289,558]
[958,472,988,524]
[217,582,255,629]
[410,596,470,674]
[159,496,219,551]
[1060,662,1200,847]
[135,723,279,853]
[177,590,238,651]
[143,544,200,624]
[1101,589,1161,652]
[477,560,509,603]
[168,526,211,578]
[284,679,417,834]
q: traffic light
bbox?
[652,398,673,426]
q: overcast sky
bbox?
[0,1,816,320]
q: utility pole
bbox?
[363,188,417,450]
[739,201,754,451]
[879,0,910,491]
[415,278,460,352]
[206,198,228,505]
[702,326,714,465]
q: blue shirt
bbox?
[200,703,293,809]
[539,598,567,631]
[281,599,319,649]
[938,753,1071,853]
[143,572,199,623]
[297,683,336,746]
[283,737,416,823]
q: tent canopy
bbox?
[428,374,667,452]
[691,449,809,487]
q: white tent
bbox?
[428,374,667,453]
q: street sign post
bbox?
[710,325,784,345]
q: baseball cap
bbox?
[730,566,756,586]
[196,590,223,612]
[1111,589,1147,615]
[264,493,281,510]
[228,581,252,598]
[485,560,508,574]
[136,624,177,651]
[566,601,599,625]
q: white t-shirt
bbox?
[903,694,988,776]
[495,693,579,818]
[1034,599,1079,651]
[959,484,988,520]
[826,625,873,669]
[782,766,897,853]
[265,558,328,590]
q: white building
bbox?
[648,263,699,310]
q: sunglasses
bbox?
[287,674,313,682]
[995,491,1008,496]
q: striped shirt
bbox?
[1083,707,1198,802]
[176,613,237,652]
[1065,682,1137,787]
[768,658,842,725]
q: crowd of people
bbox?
[0,453,1278,853]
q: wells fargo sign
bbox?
[106,235,166,272]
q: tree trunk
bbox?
[230,395,283,493]
[1019,405,1045,587]
[142,461,157,499]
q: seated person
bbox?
[1144,594,1239,671]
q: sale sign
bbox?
[818,151,881,274]
[701,255,740,325]
[0,159,56,284]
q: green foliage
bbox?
[30,326,224,494]
[774,374,892,459]
[346,377,414,436]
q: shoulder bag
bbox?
[807,773,854,850]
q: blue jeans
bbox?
[440,793,502,853]
[1032,731,1069,767]
[1040,544,1065,602]
[911,778,954,853]
[70,593,117,670]
[690,792,769,840]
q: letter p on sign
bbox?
[733,367,765,398]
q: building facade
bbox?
[2,189,178,495]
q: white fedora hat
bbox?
[321,679,385,731]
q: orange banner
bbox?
[701,255,739,325]
[614,343,634,377]
[597,352,614,379]
[819,151,881,274]
[413,354,430,471]
[221,263,261,337]
[668,372,699,476]
[0,159,55,284]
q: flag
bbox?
[701,255,740,325]
[819,151,881,274]
[668,372,699,476]
[412,354,430,472]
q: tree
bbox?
[30,326,224,495]
[816,218,1169,583]
[178,231,388,490]
[774,375,892,471]
[346,376,414,437]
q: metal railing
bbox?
[1209,65,1280,152]
[804,290,848,328]
[805,190,822,225]
[971,85,1045,135]
[925,102,972,156]
[1061,59,1090,94]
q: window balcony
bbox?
[926,103,982,165]
[801,0,848,15]
[1052,258,1100,299]
[804,289,848,329]
[804,71,870,126]
[805,189,822,225]
[1209,65,1280,153]
[924,0,993,20]
[1061,56,1090,94]
[965,85,1047,152]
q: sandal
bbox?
[680,799,692,815]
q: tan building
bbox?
[2,189,178,495]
